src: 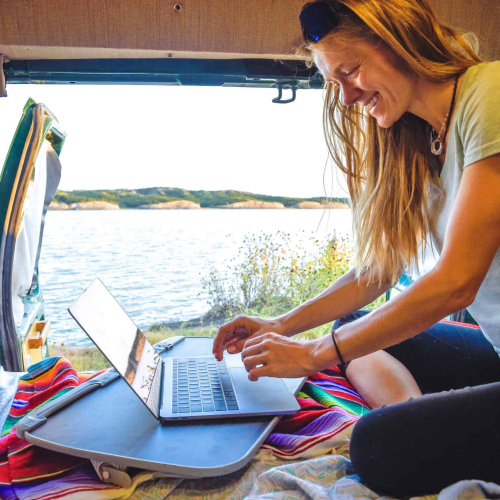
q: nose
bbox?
[339,82,362,107]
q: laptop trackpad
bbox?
[230,368,299,413]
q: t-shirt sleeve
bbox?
[458,62,500,168]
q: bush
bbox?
[201,232,385,340]
[205,234,333,314]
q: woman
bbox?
[213,0,500,495]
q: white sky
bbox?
[0,84,348,199]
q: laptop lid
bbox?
[68,278,162,419]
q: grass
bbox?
[49,326,216,372]
[49,344,111,372]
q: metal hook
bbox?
[272,86,297,104]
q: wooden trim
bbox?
[0,45,302,61]
[27,320,51,349]
[23,320,50,369]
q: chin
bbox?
[375,114,396,129]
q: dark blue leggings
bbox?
[333,310,500,497]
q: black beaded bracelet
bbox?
[331,330,346,366]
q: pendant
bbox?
[431,138,444,155]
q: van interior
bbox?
[0,0,499,496]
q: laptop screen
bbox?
[68,278,161,418]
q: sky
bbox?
[0,83,348,199]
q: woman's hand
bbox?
[241,333,337,381]
[212,315,284,361]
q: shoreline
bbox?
[149,310,230,331]
[49,206,350,211]
[50,198,349,212]
[50,310,227,348]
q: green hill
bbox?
[54,188,349,209]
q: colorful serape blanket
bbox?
[0,357,370,499]
[0,357,113,500]
[263,367,370,459]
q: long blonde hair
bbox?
[299,0,482,285]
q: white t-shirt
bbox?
[427,61,500,352]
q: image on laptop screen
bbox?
[69,279,161,414]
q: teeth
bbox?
[366,93,379,111]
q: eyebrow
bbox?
[325,65,346,83]
[329,59,355,79]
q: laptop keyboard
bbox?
[172,357,239,414]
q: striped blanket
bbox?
[0,357,370,499]
[263,368,370,459]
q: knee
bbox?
[349,408,407,496]
[345,352,381,378]
[350,411,385,488]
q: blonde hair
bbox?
[299,0,482,285]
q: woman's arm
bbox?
[212,264,391,360]
[242,154,500,379]
[274,266,392,337]
[332,154,500,362]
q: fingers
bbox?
[225,327,254,354]
[212,317,250,360]
[241,333,298,380]
[212,318,238,353]
[240,333,279,367]
[242,336,276,381]
[241,353,267,373]
[213,333,236,361]
[227,330,266,355]
[225,338,247,355]
[241,341,263,359]
[248,365,271,381]
[212,317,279,362]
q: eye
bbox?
[344,65,360,77]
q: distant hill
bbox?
[53,187,350,209]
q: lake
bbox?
[39,209,353,346]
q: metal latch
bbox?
[272,85,297,104]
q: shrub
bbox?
[204,232,345,317]
[201,232,385,339]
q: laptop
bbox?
[68,278,301,422]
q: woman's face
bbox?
[313,39,416,128]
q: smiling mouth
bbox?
[366,92,379,112]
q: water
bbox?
[39,209,352,346]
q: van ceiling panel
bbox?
[0,0,499,61]
[0,0,306,60]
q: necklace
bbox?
[430,75,459,155]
